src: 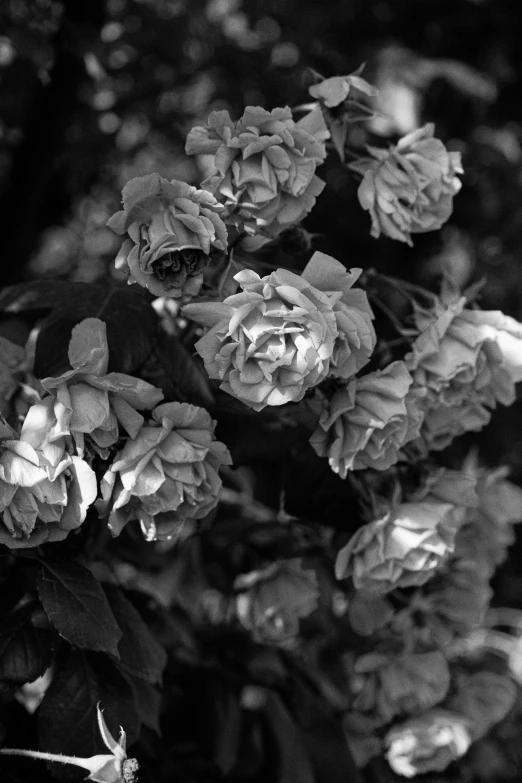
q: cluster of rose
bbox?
[3,68,522,780]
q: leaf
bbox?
[38,651,139,779]
[155,331,214,408]
[282,443,363,530]
[215,397,318,464]
[128,677,162,734]
[33,285,158,377]
[0,605,55,684]
[103,586,167,685]
[36,562,121,657]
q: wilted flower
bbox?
[0,703,138,783]
[41,319,163,455]
[185,106,329,241]
[301,251,376,379]
[107,173,228,298]
[184,267,338,411]
[234,558,319,647]
[0,419,97,548]
[310,361,424,476]
[350,651,450,725]
[336,471,477,592]
[385,710,472,778]
[353,123,462,245]
[96,402,232,540]
[405,296,516,450]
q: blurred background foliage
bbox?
[3,0,522,780]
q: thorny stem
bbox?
[0,749,94,770]
[368,293,411,336]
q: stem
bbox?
[0,749,93,770]
[368,294,410,336]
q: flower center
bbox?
[152,248,210,290]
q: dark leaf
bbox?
[128,676,162,734]
[155,331,214,408]
[33,284,158,376]
[36,562,121,657]
[38,651,139,780]
[216,398,319,464]
[0,605,54,684]
[282,443,363,531]
[104,585,167,684]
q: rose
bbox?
[350,651,450,725]
[353,123,462,245]
[310,361,424,476]
[457,308,522,383]
[107,174,228,298]
[405,296,516,450]
[185,106,329,241]
[41,318,163,456]
[0,420,96,548]
[234,558,319,647]
[385,710,472,778]
[448,672,517,740]
[300,251,376,379]
[336,471,477,592]
[184,267,338,411]
[96,402,232,540]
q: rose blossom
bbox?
[405,296,516,450]
[310,361,424,476]
[0,420,96,548]
[335,471,477,592]
[96,402,232,540]
[183,267,338,411]
[234,558,319,647]
[41,318,163,455]
[353,123,462,245]
[350,650,450,726]
[185,105,329,241]
[300,251,376,379]
[107,173,228,298]
[385,710,472,778]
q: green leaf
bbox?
[0,605,54,684]
[103,586,167,684]
[155,331,215,409]
[36,562,121,657]
[38,651,139,778]
[33,285,158,376]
